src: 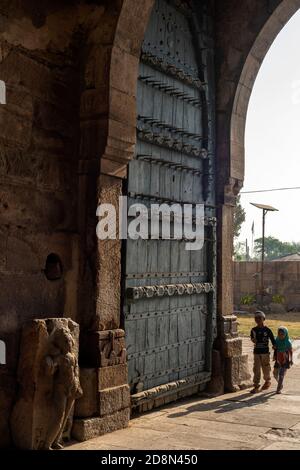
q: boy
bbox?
[250,311,276,394]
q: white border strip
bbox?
[0,80,6,104]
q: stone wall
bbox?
[0,0,106,448]
[0,0,136,448]
[234,261,300,310]
[0,2,81,368]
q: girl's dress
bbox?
[273,327,293,393]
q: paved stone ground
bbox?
[67,340,300,450]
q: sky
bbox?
[239,9,300,251]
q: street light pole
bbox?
[251,203,279,303]
[261,209,266,295]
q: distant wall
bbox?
[234,261,300,309]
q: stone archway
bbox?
[74,0,300,442]
[209,0,300,395]
[81,0,156,336]
[74,0,158,442]
[231,0,300,187]
[101,0,155,178]
[213,0,300,324]
[76,0,155,337]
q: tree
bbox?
[234,241,248,261]
[254,237,300,260]
[233,195,246,239]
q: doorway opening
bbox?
[233,9,300,345]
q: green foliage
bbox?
[272,294,285,305]
[234,241,247,261]
[233,196,246,239]
[240,294,256,306]
[254,237,300,261]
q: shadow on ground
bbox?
[167,392,277,418]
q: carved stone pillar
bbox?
[208,180,251,394]
[72,0,158,441]
[73,175,130,442]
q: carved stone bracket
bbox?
[100,330,127,367]
[81,329,127,368]
[218,314,239,340]
[224,177,244,206]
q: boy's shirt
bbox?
[250,326,276,354]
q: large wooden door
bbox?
[124,0,217,400]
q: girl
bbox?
[273,326,293,394]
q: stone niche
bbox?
[10,318,82,450]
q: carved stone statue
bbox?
[10,318,82,450]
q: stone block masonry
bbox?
[0,1,83,447]
[0,0,107,448]
[73,364,130,441]
[72,408,130,442]
[214,316,252,393]
[234,261,300,310]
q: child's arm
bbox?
[269,328,276,349]
[250,328,256,344]
[289,348,293,366]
